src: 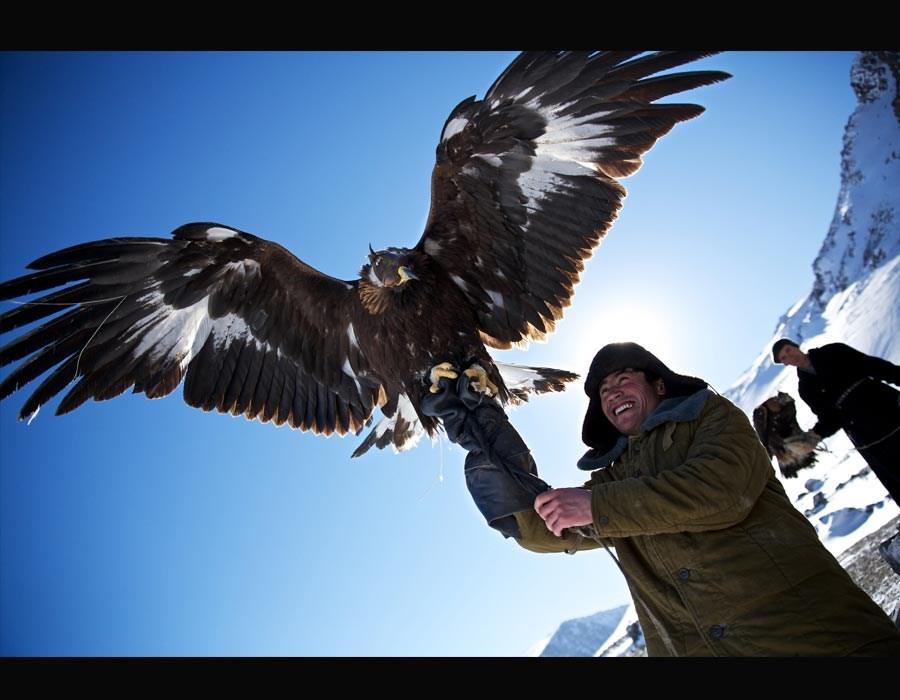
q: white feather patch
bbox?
[531,154,595,177]
[441,116,469,142]
[223,259,261,277]
[517,167,566,212]
[393,394,423,452]
[531,106,616,170]
[347,322,359,349]
[129,294,212,367]
[342,357,362,394]
[476,153,503,168]
[184,314,213,370]
[513,87,535,102]
[511,102,618,213]
[26,405,40,426]
[211,314,249,351]
[535,137,616,163]
[486,290,505,309]
[205,226,239,241]
[367,393,424,452]
[374,415,392,438]
[495,362,544,393]
[538,109,614,136]
[209,313,280,366]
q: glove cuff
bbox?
[465,450,550,539]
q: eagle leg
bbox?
[429,361,459,393]
[464,363,499,398]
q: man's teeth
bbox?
[614,403,634,416]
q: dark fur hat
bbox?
[582,342,707,452]
[771,338,800,364]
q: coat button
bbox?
[597,515,610,526]
[678,568,691,580]
[709,625,726,640]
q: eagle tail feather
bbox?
[351,392,426,458]
[495,361,578,405]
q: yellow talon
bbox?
[464,364,499,398]
[429,362,459,393]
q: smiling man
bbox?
[601,367,667,435]
[424,341,900,656]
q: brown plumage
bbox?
[753,392,820,478]
[0,51,730,457]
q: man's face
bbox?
[777,344,806,367]
[599,369,666,436]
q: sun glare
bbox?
[560,300,685,377]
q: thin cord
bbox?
[73,295,127,380]
[4,297,132,307]
[418,431,447,501]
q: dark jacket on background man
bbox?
[797,343,900,501]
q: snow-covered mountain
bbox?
[527,51,900,657]
[526,605,629,657]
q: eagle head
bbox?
[363,246,419,289]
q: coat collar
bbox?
[577,388,713,470]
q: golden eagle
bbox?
[753,392,820,478]
[0,52,729,457]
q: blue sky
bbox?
[0,51,857,656]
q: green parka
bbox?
[514,389,900,656]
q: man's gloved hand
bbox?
[420,370,550,539]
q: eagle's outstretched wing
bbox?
[416,51,730,349]
[0,223,382,436]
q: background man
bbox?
[773,338,900,502]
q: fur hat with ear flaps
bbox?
[582,342,708,454]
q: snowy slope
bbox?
[525,51,900,657]
[727,257,900,556]
[594,602,645,657]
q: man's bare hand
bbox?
[534,488,593,537]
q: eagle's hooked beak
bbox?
[383,266,418,288]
